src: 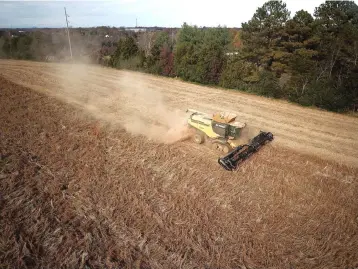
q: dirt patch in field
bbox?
[1,76,358,269]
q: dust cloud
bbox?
[54,63,192,144]
[117,75,193,144]
[238,123,261,144]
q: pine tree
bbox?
[241,0,290,68]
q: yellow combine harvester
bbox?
[186,109,246,153]
[186,109,274,171]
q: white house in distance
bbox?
[225,52,239,56]
[126,27,147,33]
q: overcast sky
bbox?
[0,0,356,28]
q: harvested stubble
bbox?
[1,74,358,269]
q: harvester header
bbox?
[218,131,274,171]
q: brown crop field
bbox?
[1,59,358,269]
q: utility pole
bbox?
[136,18,138,28]
[10,24,12,58]
[64,7,73,60]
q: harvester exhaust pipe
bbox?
[218,131,274,171]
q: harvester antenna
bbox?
[64,7,73,60]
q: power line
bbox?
[64,7,73,60]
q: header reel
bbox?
[218,131,274,171]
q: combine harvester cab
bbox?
[186,109,274,171]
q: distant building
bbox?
[126,27,147,33]
[45,55,56,62]
[225,52,239,56]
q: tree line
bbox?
[109,0,358,112]
[0,29,119,62]
[1,1,357,112]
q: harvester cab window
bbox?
[228,125,237,138]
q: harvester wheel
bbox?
[222,144,231,154]
[211,141,231,153]
[211,142,220,151]
[194,132,205,144]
